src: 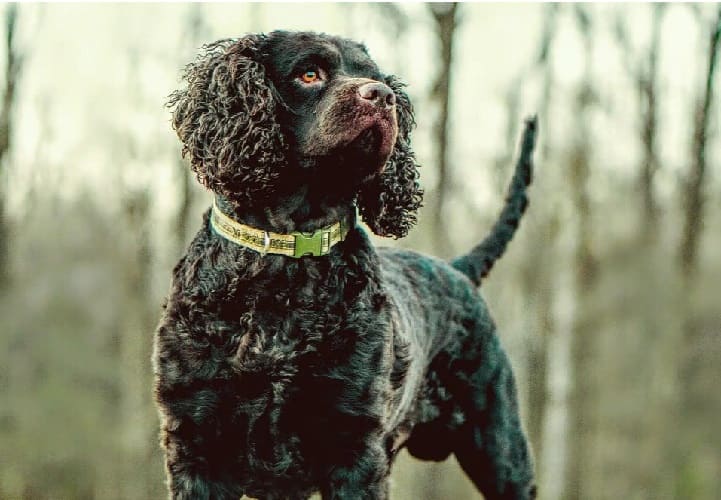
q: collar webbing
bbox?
[210,200,352,258]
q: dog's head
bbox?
[169,31,422,238]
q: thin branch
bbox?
[616,5,667,243]
[0,4,21,288]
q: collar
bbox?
[209,199,353,258]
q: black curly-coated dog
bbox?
[153,31,537,500]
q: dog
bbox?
[153,30,537,499]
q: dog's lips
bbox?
[301,102,398,161]
[348,112,397,159]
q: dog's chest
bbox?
[161,255,397,488]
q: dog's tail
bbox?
[451,116,538,287]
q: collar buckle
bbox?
[293,228,332,257]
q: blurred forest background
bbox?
[0,2,720,499]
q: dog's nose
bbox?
[358,82,396,108]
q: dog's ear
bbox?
[357,76,423,239]
[168,35,287,206]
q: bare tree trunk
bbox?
[0,4,20,289]
[0,13,38,498]
[566,7,600,500]
[638,5,664,245]
[565,140,599,500]
[111,46,164,500]
[608,7,681,496]
[616,5,666,245]
[524,3,559,468]
[119,189,157,500]
[429,2,459,258]
[414,4,461,497]
[535,3,559,164]
[679,7,721,276]
[524,253,555,476]
[674,8,721,497]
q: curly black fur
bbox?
[357,75,422,238]
[168,36,288,207]
[154,30,537,500]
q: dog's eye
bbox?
[298,68,324,84]
[301,70,318,83]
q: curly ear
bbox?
[168,35,287,206]
[357,76,423,238]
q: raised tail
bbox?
[451,116,538,286]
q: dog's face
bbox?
[261,31,398,179]
[169,31,422,238]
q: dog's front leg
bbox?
[161,427,242,500]
[321,441,390,500]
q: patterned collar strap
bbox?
[210,200,352,258]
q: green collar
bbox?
[209,200,353,258]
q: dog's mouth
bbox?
[301,113,397,188]
[348,114,397,161]
[300,97,398,175]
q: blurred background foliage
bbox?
[0,3,720,499]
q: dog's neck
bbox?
[215,156,377,234]
[215,189,356,235]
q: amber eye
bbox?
[300,69,319,84]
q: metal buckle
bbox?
[293,228,331,257]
